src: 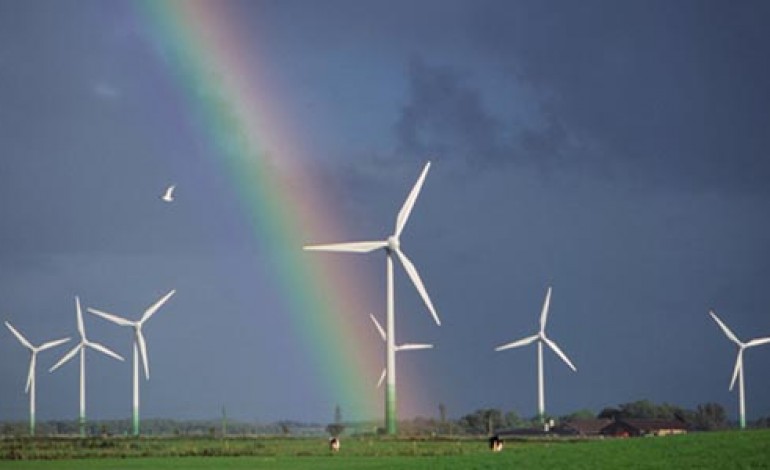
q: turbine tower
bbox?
[709,309,770,430]
[88,290,176,436]
[495,286,576,427]
[5,322,70,435]
[50,297,124,437]
[369,313,432,388]
[304,162,440,435]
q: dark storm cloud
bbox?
[393,56,603,178]
[396,1,770,192]
[395,57,510,167]
[495,0,770,192]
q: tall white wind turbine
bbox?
[49,297,124,437]
[304,162,440,435]
[495,286,576,427]
[88,290,176,436]
[709,309,770,430]
[5,322,70,435]
[369,313,432,388]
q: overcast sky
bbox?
[2,0,770,426]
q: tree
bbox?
[598,407,622,420]
[486,409,503,435]
[278,422,291,435]
[619,400,657,419]
[693,403,727,431]
[504,410,525,428]
[562,409,595,421]
[221,406,227,438]
[458,409,504,435]
[438,403,448,434]
[438,403,447,425]
[598,400,695,426]
[326,404,345,437]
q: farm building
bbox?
[555,419,613,436]
[600,419,688,437]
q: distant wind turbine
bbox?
[161,185,175,202]
[49,297,124,437]
[709,309,770,430]
[495,286,576,427]
[369,313,432,388]
[88,290,176,436]
[5,322,70,435]
[304,161,440,435]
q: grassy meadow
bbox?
[1,429,769,469]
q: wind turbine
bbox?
[369,313,432,388]
[88,289,176,436]
[5,321,70,435]
[709,309,770,430]
[304,161,440,434]
[495,286,576,427]
[49,297,124,437]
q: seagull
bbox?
[161,185,175,203]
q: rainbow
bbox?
[133,1,392,420]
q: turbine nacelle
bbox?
[387,235,400,252]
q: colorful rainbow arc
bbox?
[135,1,391,420]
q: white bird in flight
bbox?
[161,185,175,203]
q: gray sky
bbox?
[2,0,770,425]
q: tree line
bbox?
[0,399,764,437]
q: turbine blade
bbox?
[394,248,441,326]
[729,350,743,391]
[495,334,539,351]
[369,314,386,341]
[377,369,386,388]
[137,332,150,380]
[5,321,33,350]
[75,296,85,339]
[25,354,36,394]
[87,341,124,362]
[709,310,741,345]
[50,344,82,372]
[88,308,134,327]
[37,337,71,352]
[746,337,770,348]
[303,241,387,253]
[395,161,431,238]
[544,336,577,372]
[397,343,433,351]
[539,286,553,334]
[141,290,176,323]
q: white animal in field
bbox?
[329,437,340,452]
[161,185,175,203]
[489,436,504,452]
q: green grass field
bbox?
[2,430,769,469]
